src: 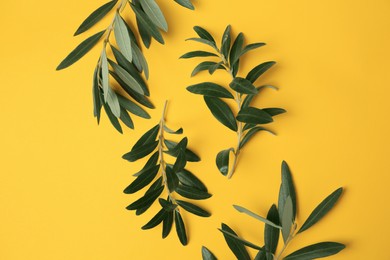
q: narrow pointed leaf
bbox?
[126,185,164,210]
[162,210,174,238]
[229,32,244,66]
[166,167,179,192]
[209,61,224,75]
[122,141,158,162]
[180,51,218,59]
[233,205,282,229]
[194,26,216,45]
[163,125,183,134]
[92,66,102,122]
[229,77,258,94]
[220,224,263,251]
[191,61,225,76]
[173,150,187,173]
[132,124,160,150]
[241,43,266,56]
[177,169,207,192]
[264,205,280,257]
[283,242,345,260]
[103,100,122,133]
[237,107,273,125]
[202,246,217,260]
[175,211,188,245]
[281,196,293,243]
[254,251,267,260]
[246,61,276,83]
[221,25,231,61]
[186,38,217,50]
[57,30,105,70]
[133,151,159,177]
[278,161,297,222]
[135,177,163,215]
[176,200,210,217]
[142,208,167,229]
[106,87,121,117]
[119,107,134,129]
[164,139,200,162]
[159,198,177,211]
[117,94,150,118]
[132,43,149,79]
[140,0,168,32]
[176,185,212,200]
[174,0,194,10]
[123,164,160,194]
[136,16,152,48]
[114,14,133,62]
[239,127,275,150]
[101,48,110,101]
[187,82,234,99]
[220,224,251,260]
[299,188,343,234]
[204,96,237,131]
[74,0,118,36]
[216,148,234,176]
[131,4,164,44]
[263,108,286,117]
[109,60,144,95]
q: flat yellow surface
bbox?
[1,0,389,259]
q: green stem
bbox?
[274,223,297,260]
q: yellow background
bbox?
[1,0,389,259]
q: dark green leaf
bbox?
[101,50,110,101]
[106,87,121,117]
[281,196,293,243]
[246,61,276,83]
[132,124,160,150]
[191,61,225,77]
[254,251,267,260]
[219,227,264,251]
[159,198,177,211]
[174,0,194,10]
[216,148,234,176]
[176,185,212,200]
[264,205,280,258]
[231,59,240,77]
[173,150,187,173]
[299,188,343,234]
[180,51,218,59]
[123,141,158,162]
[74,0,118,36]
[136,16,152,48]
[114,14,133,62]
[176,200,211,217]
[283,242,346,260]
[241,43,266,56]
[126,185,164,210]
[164,139,200,162]
[204,96,237,131]
[221,25,231,61]
[140,0,168,32]
[229,32,244,66]
[233,205,282,229]
[119,107,134,129]
[163,125,183,134]
[57,30,105,70]
[164,137,188,156]
[208,61,224,75]
[142,208,167,230]
[102,99,123,133]
[202,246,217,260]
[194,26,216,45]
[278,161,297,222]
[117,94,150,119]
[133,151,159,177]
[92,66,102,123]
[108,60,144,95]
[176,169,207,192]
[263,108,286,117]
[131,4,164,44]
[229,77,258,94]
[135,177,163,215]
[242,123,256,131]
[186,38,218,50]
[175,211,188,245]
[187,82,234,99]
[237,107,273,125]
[239,127,274,150]
[219,224,252,260]
[132,43,149,79]
[123,165,159,194]
[166,167,180,192]
[162,210,174,238]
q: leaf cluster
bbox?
[183,25,286,178]
[202,161,345,260]
[123,107,211,245]
[57,0,194,132]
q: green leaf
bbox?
[136,15,152,48]
[133,151,159,177]
[142,208,167,230]
[119,107,134,129]
[233,205,282,229]
[176,185,212,200]
[220,224,251,260]
[159,198,177,211]
[175,211,188,245]
[176,169,207,192]
[254,251,267,260]
[114,14,133,62]
[166,167,179,192]
[191,61,225,77]
[102,98,123,133]
[108,60,144,95]
[278,161,297,222]
[101,50,110,101]
[174,0,194,10]
[193,26,216,45]
[221,25,231,61]
[164,137,188,156]
[180,51,218,59]
[246,61,276,83]
[264,205,280,258]
[216,148,234,176]
[132,124,160,150]
[92,66,102,123]
[162,210,174,238]
[173,150,187,173]
[241,42,266,57]
[106,87,121,117]
[263,108,286,117]
[57,30,105,70]
[122,141,158,162]
[132,43,149,79]
[176,200,211,217]
[186,38,218,51]
[163,125,183,134]
[140,0,168,32]
[135,177,163,215]
[202,246,217,260]
[204,96,237,131]
[229,32,244,66]
[229,77,258,94]
[187,82,234,99]
[117,94,150,119]
[237,107,273,125]
[123,165,160,194]
[74,0,118,36]
[126,185,164,210]
[281,196,293,243]
[219,228,264,251]
[239,127,274,150]
[208,61,224,75]
[283,242,346,260]
[131,4,164,44]
[164,139,200,162]
[299,188,343,234]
